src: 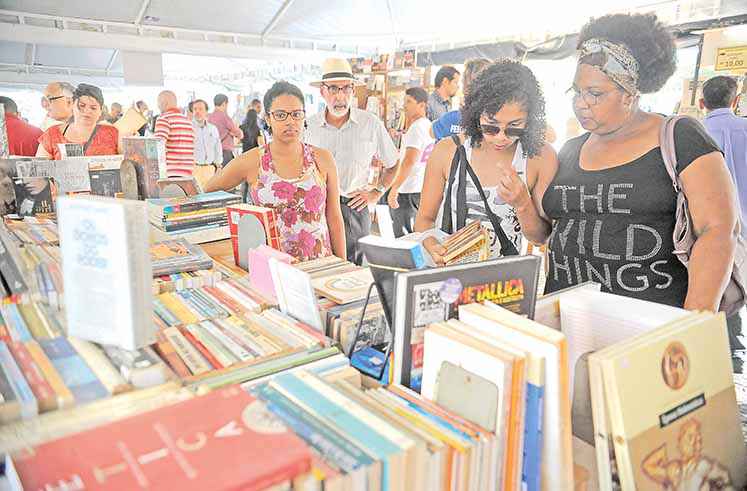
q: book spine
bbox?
[153,339,191,378]
[39,338,110,404]
[522,383,543,491]
[162,326,211,375]
[185,323,237,367]
[217,318,273,358]
[7,341,57,412]
[159,293,200,325]
[0,342,38,420]
[2,305,32,342]
[177,325,222,370]
[67,338,131,395]
[0,354,21,423]
[254,384,370,473]
[24,340,75,409]
[153,299,181,327]
[163,198,241,214]
[200,320,254,362]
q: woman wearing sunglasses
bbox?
[36,83,120,159]
[205,81,345,262]
[414,59,558,264]
[540,14,741,349]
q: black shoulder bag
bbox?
[440,135,519,256]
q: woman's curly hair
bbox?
[462,59,546,158]
[577,13,676,94]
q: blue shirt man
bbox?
[700,76,747,237]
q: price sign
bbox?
[715,45,747,72]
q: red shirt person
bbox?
[0,96,43,156]
[37,83,119,160]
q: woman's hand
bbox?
[423,236,446,266]
[497,167,531,210]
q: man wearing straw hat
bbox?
[306,58,399,265]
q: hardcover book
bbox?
[14,386,313,491]
[591,313,747,490]
[57,195,155,350]
[122,137,166,199]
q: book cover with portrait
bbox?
[602,313,746,490]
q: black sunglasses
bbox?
[480,123,525,138]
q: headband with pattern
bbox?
[578,38,640,95]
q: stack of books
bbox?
[252,369,500,490]
[296,255,361,279]
[441,221,490,265]
[147,191,241,244]
[150,239,213,277]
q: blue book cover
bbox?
[38,338,110,404]
[254,384,375,473]
[522,383,544,491]
[271,372,401,491]
[0,341,38,419]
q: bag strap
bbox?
[440,134,463,233]
[659,115,687,193]
[464,163,520,256]
[82,125,100,154]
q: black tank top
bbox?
[541,118,721,307]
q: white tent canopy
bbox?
[0,0,727,86]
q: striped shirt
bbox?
[154,108,195,177]
[305,108,398,197]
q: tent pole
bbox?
[690,33,704,107]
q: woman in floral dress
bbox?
[205,81,346,261]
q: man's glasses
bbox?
[270,110,306,121]
[45,95,66,103]
[480,123,525,138]
[322,84,355,96]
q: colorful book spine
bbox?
[199,320,254,362]
[1,305,32,342]
[177,325,222,369]
[162,326,212,375]
[0,342,38,419]
[24,340,75,409]
[153,339,191,378]
[183,323,237,367]
[7,340,57,412]
[254,383,374,473]
[38,337,110,404]
[522,382,544,491]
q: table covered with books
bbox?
[1,190,746,490]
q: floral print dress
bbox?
[250,143,332,261]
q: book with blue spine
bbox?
[147,191,241,214]
[522,359,545,491]
[270,371,403,491]
[38,337,110,404]
[254,383,376,474]
[0,341,38,420]
[0,305,32,342]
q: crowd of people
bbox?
[2,13,746,369]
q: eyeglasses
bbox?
[322,84,355,96]
[480,123,525,138]
[45,95,66,103]
[566,86,618,107]
[269,110,305,121]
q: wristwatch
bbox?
[374,184,387,194]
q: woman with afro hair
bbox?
[540,14,742,350]
[414,59,559,263]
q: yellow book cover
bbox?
[603,313,747,490]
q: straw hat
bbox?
[310,58,364,88]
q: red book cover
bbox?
[177,326,222,370]
[15,386,312,491]
[227,205,281,265]
[7,340,57,412]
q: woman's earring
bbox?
[304,121,308,130]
